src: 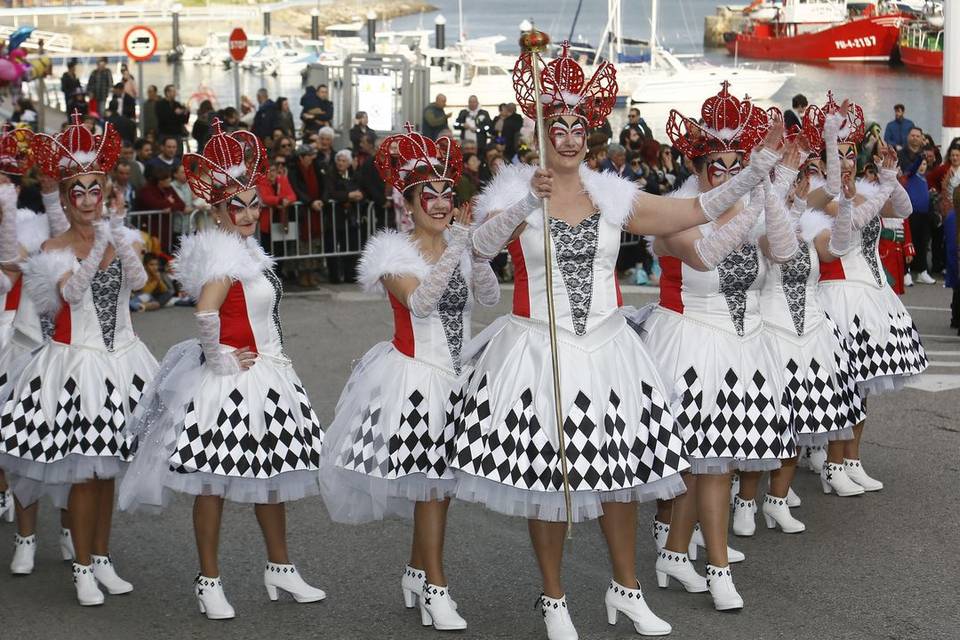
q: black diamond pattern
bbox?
[550,212,600,336]
[717,244,759,337]
[437,267,468,375]
[90,257,122,351]
[779,246,811,336]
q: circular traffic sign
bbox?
[123,25,158,62]
[229,28,248,62]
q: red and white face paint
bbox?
[838,144,857,163]
[68,178,103,210]
[706,156,743,187]
[547,118,587,157]
[225,190,262,226]
[419,181,454,220]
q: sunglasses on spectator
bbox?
[280,142,292,148]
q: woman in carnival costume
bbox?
[449,47,786,638]
[319,124,500,632]
[118,119,326,620]
[638,83,794,611]
[0,112,157,605]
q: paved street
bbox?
[1,281,957,640]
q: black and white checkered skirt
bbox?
[0,338,158,507]
[765,318,863,447]
[640,308,796,475]
[449,314,689,523]
[118,340,323,512]
[318,342,460,524]
[819,281,927,396]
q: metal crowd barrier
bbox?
[126,209,205,255]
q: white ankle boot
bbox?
[420,583,467,631]
[264,562,326,603]
[605,579,671,636]
[807,446,827,474]
[0,491,13,523]
[401,565,458,610]
[844,459,883,491]
[786,486,801,508]
[689,523,745,563]
[732,496,756,537]
[91,555,133,594]
[655,549,707,593]
[705,564,743,611]
[73,563,105,606]
[60,528,75,561]
[11,534,36,575]
[729,474,739,505]
[761,495,805,533]
[195,574,235,620]
[821,462,865,496]
[651,519,669,550]
[538,594,578,640]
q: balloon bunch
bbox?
[0,27,50,87]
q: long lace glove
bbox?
[695,186,764,270]
[196,311,241,375]
[828,194,856,256]
[763,177,800,261]
[850,173,898,229]
[471,256,501,306]
[61,220,110,306]
[824,113,843,198]
[109,216,147,290]
[0,183,21,264]
[789,195,808,221]
[472,191,539,258]
[407,223,471,318]
[699,147,781,221]
[883,169,913,219]
[42,190,70,236]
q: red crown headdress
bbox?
[666,81,769,158]
[0,124,34,176]
[32,110,121,179]
[512,41,618,129]
[374,123,463,193]
[814,91,865,146]
[766,105,824,155]
[182,118,268,205]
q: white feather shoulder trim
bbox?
[21,249,76,316]
[357,230,430,294]
[855,178,882,201]
[116,225,145,248]
[16,209,50,256]
[472,163,537,225]
[668,175,701,199]
[580,164,639,229]
[798,208,833,243]
[172,228,274,298]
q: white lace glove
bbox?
[61,220,110,306]
[883,169,912,219]
[472,190,539,258]
[828,194,856,257]
[789,195,807,222]
[695,186,763,270]
[109,216,147,290]
[699,147,781,221]
[763,177,800,261]
[0,183,21,265]
[41,189,70,236]
[471,256,501,306]
[196,311,242,375]
[824,113,843,198]
[407,223,471,318]
[849,173,898,230]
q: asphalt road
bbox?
[1,280,957,640]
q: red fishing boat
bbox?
[897,10,943,73]
[724,0,911,63]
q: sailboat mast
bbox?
[650,0,658,66]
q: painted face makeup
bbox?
[548,119,587,157]
[226,191,262,225]
[419,182,454,220]
[838,144,857,163]
[706,157,743,186]
[68,178,103,211]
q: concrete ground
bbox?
[1,280,957,639]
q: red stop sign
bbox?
[229,28,248,62]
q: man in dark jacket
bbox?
[108,82,137,121]
[60,59,82,108]
[323,149,365,283]
[300,84,334,133]
[618,107,653,147]
[86,57,113,119]
[784,94,807,131]
[349,111,376,153]
[491,103,524,162]
[155,84,189,152]
[252,88,279,141]
[422,94,449,140]
[884,103,916,151]
[454,95,493,153]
